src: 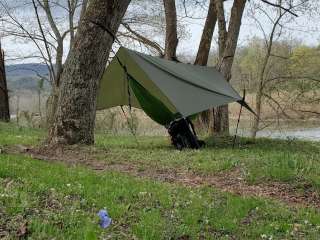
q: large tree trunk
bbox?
[0,46,10,122]
[194,0,217,130]
[163,0,178,60]
[214,0,246,135]
[47,0,130,145]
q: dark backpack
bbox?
[168,118,205,150]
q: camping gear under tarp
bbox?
[168,118,205,150]
[97,47,250,126]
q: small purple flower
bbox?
[98,209,112,228]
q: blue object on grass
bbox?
[98,209,112,228]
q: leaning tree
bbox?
[48,0,131,145]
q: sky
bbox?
[178,1,320,57]
[1,0,320,65]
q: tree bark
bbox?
[79,0,89,22]
[214,0,247,135]
[194,0,217,129]
[47,0,131,145]
[215,0,227,59]
[0,46,10,122]
[163,0,178,60]
[67,0,76,47]
[194,0,217,66]
[46,85,59,127]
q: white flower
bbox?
[261,234,267,239]
[139,192,148,196]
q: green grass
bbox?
[1,154,320,239]
[1,122,320,189]
[0,122,44,146]
[1,122,320,239]
[94,134,320,190]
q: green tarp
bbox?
[128,74,178,125]
[97,47,247,125]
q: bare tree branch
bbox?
[260,0,299,17]
[121,23,164,56]
[32,0,56,81]
[0,0,54,82]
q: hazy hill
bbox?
[6,63,51,91]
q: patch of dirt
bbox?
[38,191,63,211]
[0,209,9,239]
[6,144,320,209]
[0,210,29,239]
[206,168,320,208]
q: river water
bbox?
[255,127,320,141]
[231,119,320,141]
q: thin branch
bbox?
[62,26,78,40]
[262,92,292,119]
[37,0,62,41]
[121,23,164,56]
[295,109,320,115]
[32,0,56,82]
[265,75,320,86]
[1,29,56,49]
[260,0,299,17]
[0,1,53,81]
[270,53,289,59]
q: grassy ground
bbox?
[95,133,320,190]
[1,122,320,239]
